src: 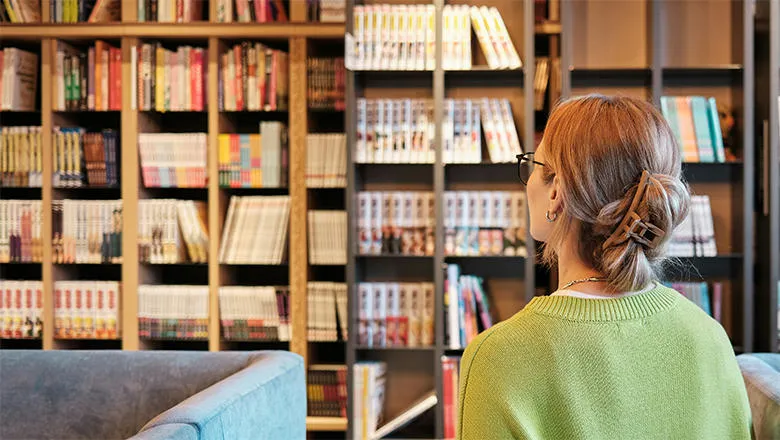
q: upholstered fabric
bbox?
[0,350,305,440]
[129,424,198,440]
[737,353,780,440]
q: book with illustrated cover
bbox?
[0,126,43,188]
[53,281,120,339]
[1,48,38,111]
[0,280,43,339]
[443,191,527,256]
[51,199,122,264]
[139,285,208,340]
[220,286,289,341]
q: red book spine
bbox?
[192,48,204,111]
[111,47,122,110]
[269,50,277,110]
[255,0,264,22]
[443,359,454,438]
[234,45,243,110]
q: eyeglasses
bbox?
[516,152,546,185]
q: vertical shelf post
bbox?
[41,38,54,350]
[345,2,357,438]
[207,37,221,352]
[741,0,756,352]
[523,0,537,302]
[433,0,445,435]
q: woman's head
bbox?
[526,94,690,291]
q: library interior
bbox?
[0,0,779,439]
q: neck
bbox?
[556,241,611,294]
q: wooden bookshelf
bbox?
[306,416,348,431]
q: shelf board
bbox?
[0,23,346,40]
[357,254,433,259]
[445,67,524,87]
[306,417,347,432]
[682,161,743,183]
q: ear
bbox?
[548,175,564,215]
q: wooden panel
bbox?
[121,38,140,351]
[662,0,740,67]
[208,37,221,352]
[289,37,308,364]
[486,279,525,322]
[571,0,649,69]
[41,39,54,350]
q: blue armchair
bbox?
[737,353,780,440]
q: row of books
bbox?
[307,57,345,111]
[442,356,461,439]
[218,195,289,264]
[533,57,560,111]
[219,43,289,112]
[139,133,208,188]
[357,192,435,256]
[349,4,435,71]
[444,191,528,257]
[443,98,521,164]
[54,281,121,339]
[138,199,208,264]
[50,0,120,23]
[445,265,492,349]
[665,282,723,322]
[55,40,122,111]
[307,365,347,418]
[216,0,287,23]
[134,44,206,112]
[355,98,434,164]
[0,0,42,22]
[1,126,42,188]
[218,122,288,188]
[357,282,435,348]
[352,362,387,440]
[668,195,717,257]
[1,48,38,111]
[308,211,346,265]
[442,5,521,70]
[219,286,290,341]
[660,96,727,163]
[0,280,43,339]
[52,199,123,264]
[138,0,204,23]
[306,0,345,23]
[54,128,119,188]
[0,200,42,263]
[306,133,346,188]
[138,285,208,340]
[307,282,347,342]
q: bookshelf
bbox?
[560,0,756,353]
[0,0,349,434]
[756,0,780,353]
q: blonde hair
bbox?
[540,94,691,292]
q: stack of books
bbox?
[0,280,43,339]
[307,57,346,110]
[349,4,436,71]
[660,96,727,163]
[137,0,204,22]
[218,195,290,264]
[1,48,38,111]
[138,199,208,264]
[443,191,528,257]
[219,43,289,111]
[357,191,435,256]
[357,282,435,348]
[218,286,290,341]
[54,41,122,111]
[352,362,387,439]
[443,98,521,164]
[1,2,41,22]
[218,122,289,188]
[308,211,347,265]
[355,98,435,164]
[53,128,119,188]
[664,282,722,322]
[0,126,43,187]
[134,44,207,112]
[54,281,121,339]
[307,282,348,342]
[306,133,347,188]
[138,285,209,340]
[50,0,121,23]
[216,0,288,23]
[52,200,123,264]
[0,200,43,263]
[306,0,345,22]
[667,195,717,257]
[139,133,207,188]
[445,264,492,349]
[307,364,347,418]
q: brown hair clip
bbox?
[602,170,666,250]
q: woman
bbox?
[457,95,751,439]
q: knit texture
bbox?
[457,285,752,439]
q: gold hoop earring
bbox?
[545,210,557,222]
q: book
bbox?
[0,126,43,188]
[372,390,437,439]
[357,191,434,256]
[357,282,434,348]
[442,356,461,439]
[308,0,345,23]
[307,364,347,418]
[53,281,120,339]
[219,286,290,341]
[52,127,118,188]
[444,191,527,256]
[442,5,472,70]
[219,42,289,111]
[307,57,345,110]
[52,199,122,264]
[353,362,387,440]
[660,96,728,163]
[307,282,348,342]
[138,199,208,264]
[134,43,206,112]
[0,280,43,339]
[308,211,346,265]
[445,265,493,349]
[355,99,434,164]
[218,195,290,264]
[667,195,717,257]
[138,285,208,340]
[1,47,38,111]
[218,124,288,188]
[0,200,42,263]
[306,133,346,188]
[138,133,207,188]
[3,0,41,23]
[215,0,287,23]
[137,0,203,22]
[53,40,121,111]
[469,6,522,70]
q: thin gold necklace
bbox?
[559,277,607,291]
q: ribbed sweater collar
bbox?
[525,285,681,322]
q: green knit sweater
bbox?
[457,285,752,439]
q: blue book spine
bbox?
[690,96,715,162]
[707,97,726,162]
[660,96,684,152]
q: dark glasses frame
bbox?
[516,152,546,185]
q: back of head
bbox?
[540,94,691,291]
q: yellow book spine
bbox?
[156,45,165,111]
